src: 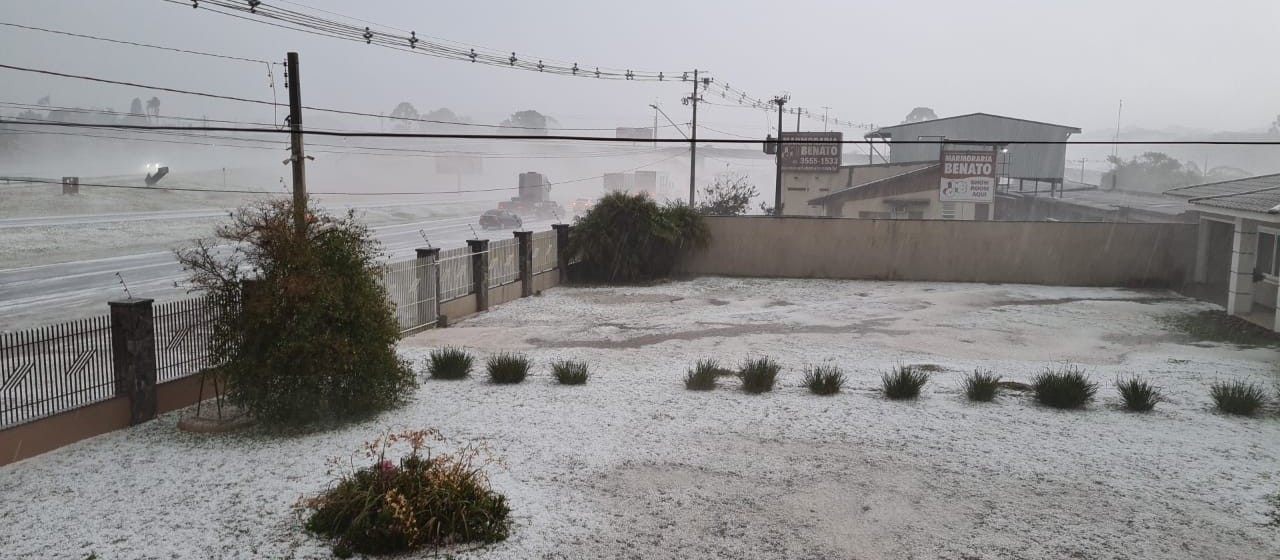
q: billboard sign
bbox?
[780,132,842,172]
[939,150,997,203]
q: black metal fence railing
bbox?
[0,314,114,428]
[154,295,224,383]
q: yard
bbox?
[1,277,1277,559]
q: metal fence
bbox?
[438,246,473,302]
[0,314,115,428]
[490,238,520,287]
[154,296,223,383]
[533,230,558,274]
[382,257,437,334]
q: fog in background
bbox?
[2,0,1279,203]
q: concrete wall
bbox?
[0,375,211,466]
[678,216,1195,287]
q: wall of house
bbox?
[878,115,1074,180]
[783,162,938,216]
[677,216,1195,287]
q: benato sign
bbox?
[780,132,842,172]
[939,150,997,203]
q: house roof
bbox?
[865,112,1082,138]
[1164,173,1280,215]
[808,164,941,206]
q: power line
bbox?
[8,119,1279,145]
[0,21,273,65]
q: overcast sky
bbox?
[3,0,1278,136]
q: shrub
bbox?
[551,360,590,385]
[486,353,530,384]
[427,347,474,380]
[568,192,710,283]
[684,359,721,391]
[303,429,509,556]
[962,370,1001,402]
[802,365,846,395]
[1115,376,1163,412]
[1210,380,1268,416]
[882,364,929,400]
[176,197,415,426]
[1031,365,1098,409]
[738,356,781,394]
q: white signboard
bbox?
[939,150,996,203]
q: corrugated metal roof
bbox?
[867,113,1082,136]
[808,164,940,205]
[1164,173,1280,214]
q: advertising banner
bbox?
[939,150,997,203]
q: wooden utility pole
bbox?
[795,107,802,132]
[687,69,700,206]
[286,52,307,233]
[772,95,788,215]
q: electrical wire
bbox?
[0,21,273,65]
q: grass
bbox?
[802,365,846,395]
[1115,376,1163,412]
[1160,310,1280,347]
[486,353,531,384]
[1209,380,1269,416]
[881,364,929,400]
[738,356,781,394]
[427,347,474,380]
[684,359,722,391]
[1031,364,1098,409]
[551,360,590,385]
[962,370,1001,402]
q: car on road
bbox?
[569,198,594,214]
[479,209,523,230]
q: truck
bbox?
[498,172,563,220]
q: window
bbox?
[941,202,958,220]
[1258,231,1278,277]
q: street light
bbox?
[649,104,689,140]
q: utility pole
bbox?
[684,69,703,206]
[821,106,830,132]
[286,51,307,233]
[652,104,658,148]
[1080,158,1086,183]
[772,95,789,215]
[795,107,802,132]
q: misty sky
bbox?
[2,0,1279,137]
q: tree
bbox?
[176,197,416,426]
[130,98,144,116]
[697,172,759,216]
[389,102,419,131]
[902,107,938,124]
[501,110,550,135]
[145,96,160,122]
[569,192,710,283]
[1102,152,1204,192]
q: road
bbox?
[0,214,558,332]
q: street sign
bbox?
[939,150,997,203]
[780,132,842,172]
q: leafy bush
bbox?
[303,429,509,556]
[802,365,846,395]
[176,197,415,426]
[427,347,474,380]
[551,360,590,385]
[738,356,781,394]
[1116,376,1163,412]
[568,191,710,283]
[962,370,1001,402]
[882,364,929,400]
[486,353,530,384]
[1031,365,1098,409]
[1210,380,1268,416]
[684,359,723,391]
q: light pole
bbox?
[649,104,689,140]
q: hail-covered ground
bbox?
[1,278,1278,559]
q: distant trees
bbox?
[902,107,938,124]
[697,172,758,216]
[501,110,553,135]
[389,101,420,131]
[130,98,144,116]
[146,96,160,122]
[1102,151,1250,192]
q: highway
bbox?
[0,213,558,331]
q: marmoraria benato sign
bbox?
[780,132,842,172]
[939,150,996,203]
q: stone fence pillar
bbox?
[109,298,157,426]
[552,223,572,283]
[468,239,490,312]
[514,231,534,298]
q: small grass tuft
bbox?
[1159,310,1280,347]
[1115,376,1163,412]
[802,365,846,395]
[551,360,590,385]
[738,356,781,394]
[684,359,721,391]
[962,370,1001,402]
[1209,380,1269,416]
[1031,364,1098,409]
[486,353,530,384]
[881,364,929,400]
[427,347,474,380]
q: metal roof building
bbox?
[865,113,1081,190]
